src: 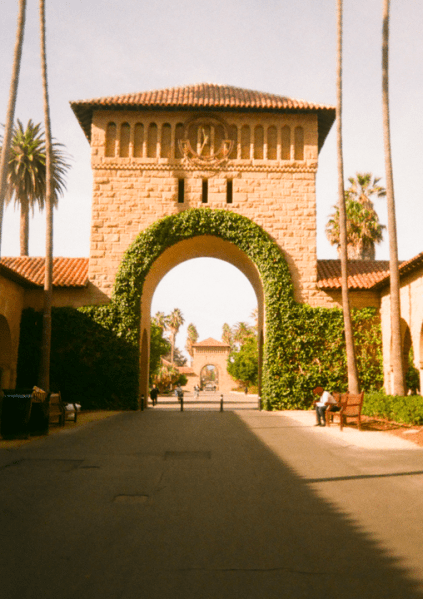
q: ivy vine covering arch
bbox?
[111,208,296,407]
[101,207,383,409]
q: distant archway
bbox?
[201,365,218,390]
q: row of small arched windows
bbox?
[105,122,305,161]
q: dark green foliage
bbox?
[405,347,420,394]
[17,307,138,410]
[363,391,423,425]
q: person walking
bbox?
[175,384,184,403]
[150,384,159,406]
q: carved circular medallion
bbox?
[179,115,233,166]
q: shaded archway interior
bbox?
[139,236,265,406]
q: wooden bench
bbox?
[326,391,365,430]
[48,392,66,427]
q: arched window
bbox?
[188,123,198,154]
[254,126,264,159]
[241,125,250,159]
[294,126,304,160]
[281,126,291,160]
[119,123,130,157]
[147,123,158,158]
[105,122,117,157]
[228,125,238,159]
[161,123,172,158]
[134,123,144,157]
[267,126,277,160]
[175,123,184,158]
[214,124,225,157]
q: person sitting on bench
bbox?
[312,386,339,427]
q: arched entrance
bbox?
[112,209,295,409]
[138,235,265,404]
[201,365,218,391]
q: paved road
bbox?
[1,405,423,598]
[150,390,260,411]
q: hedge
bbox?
[363,391,423,425]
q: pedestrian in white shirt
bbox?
[312,386,339,426]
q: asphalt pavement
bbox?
[1,393,423,599]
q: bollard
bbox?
[180,394,184,412]
[141,394,144,411]
[258,396,262,411]
[220,394,224,412]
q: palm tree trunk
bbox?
[19,202,29,255]
[39,0,53,391]
[382,0,404,395]
[0,0,27,258]
[337,0,360,393]
[170,332,175,364]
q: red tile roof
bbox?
[373,251,423,289]
[317,260,390,290]
[0,257,89,287]
[193,337,230,348]
[71,83,335,150]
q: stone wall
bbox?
[380,268,423,394]
[0,275,25,388]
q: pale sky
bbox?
[1,0,422,354]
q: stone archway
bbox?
[111,209,295,409]
[138,235,265,404]
[200,365,218,390]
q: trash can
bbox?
[29,391,50,436]
[0,389,33,439]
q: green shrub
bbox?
[363,391,423,425]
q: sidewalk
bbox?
[282,409,421,450]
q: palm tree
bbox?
[153,311,168,331]
[347,173,386,208]
[232,321,254,347]
[326,193,385,260]
[336,0,360,394]
[39,0,53,391]
[382,0,404,395]
[222,323,233,348]
[185,323,199,359]
[2,120,70,255]
[0,0,27,257]
[167,308,185,364]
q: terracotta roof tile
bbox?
[373,251,423,289]
[0,257,89,287]
[71,83,335,149]
[177,366,196,375]
[317,260,390,290]
[193,337,230,348]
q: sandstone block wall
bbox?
[0,276,25,388]
[380,269,423,394]
[88,109,331,307]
